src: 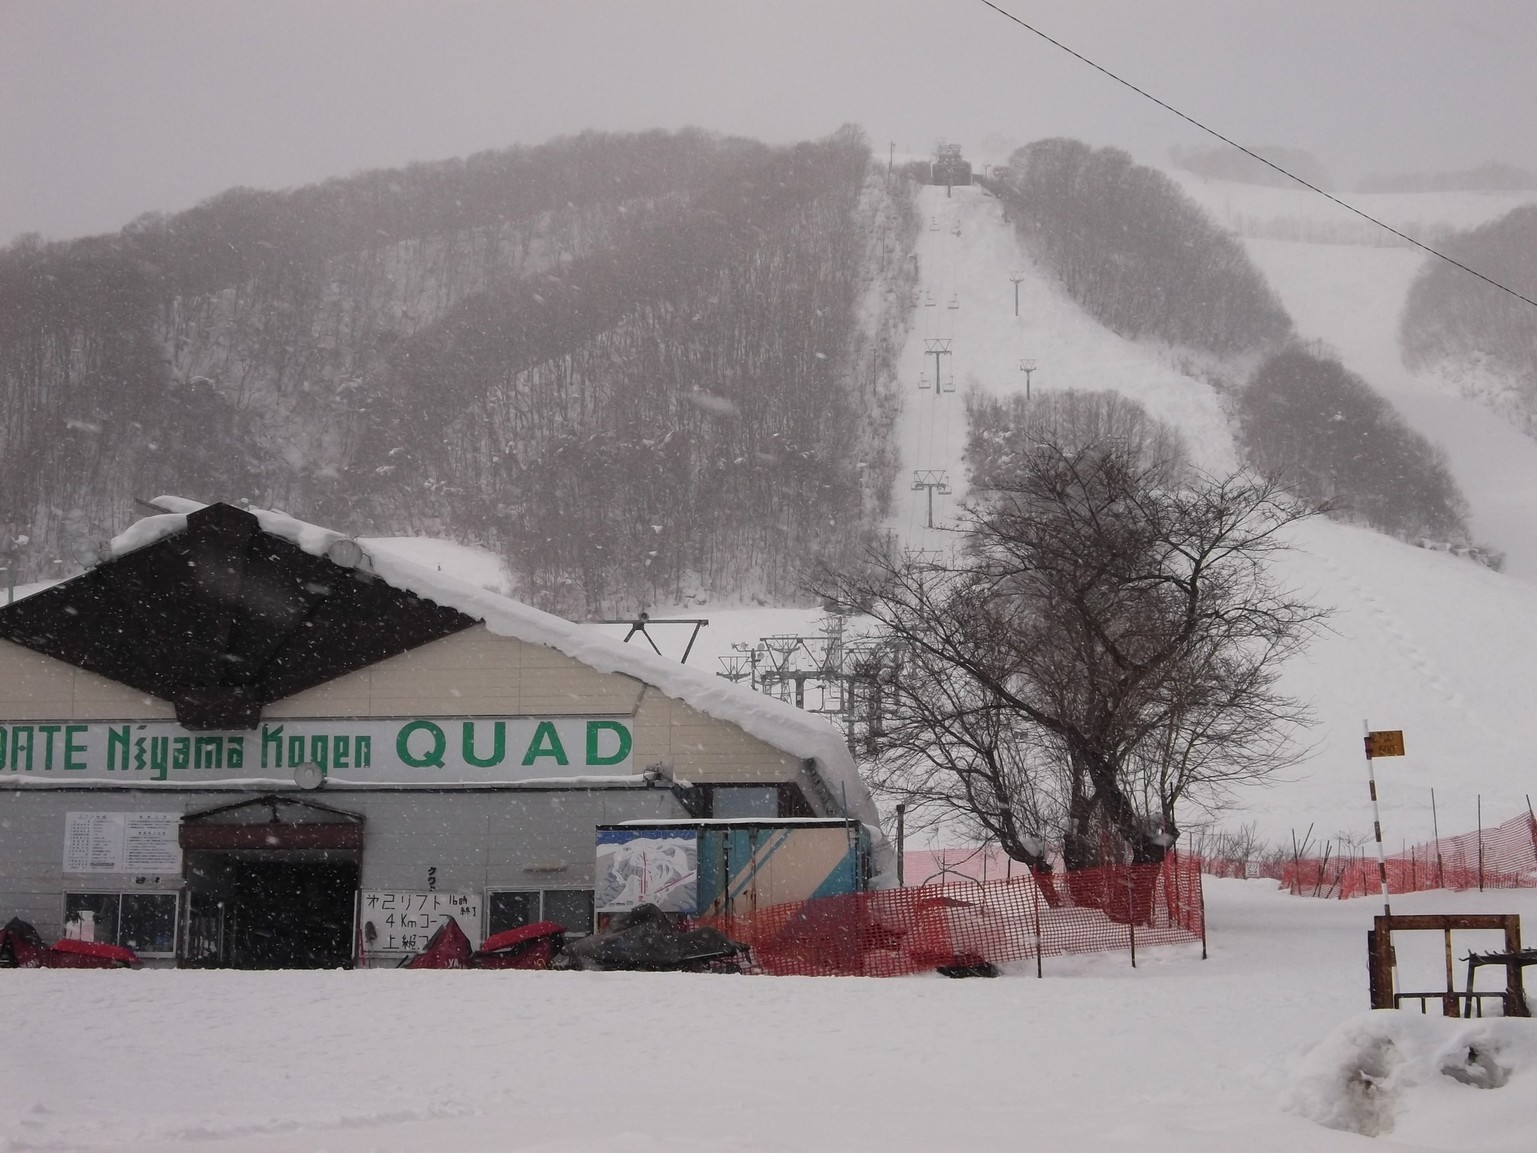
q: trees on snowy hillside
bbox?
[0,127,912,610]
[815,394,1324,877]
[1238,348,1470,545]
[1399,204,1537,431]
[992,139,1292,355]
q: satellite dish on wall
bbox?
[326,538,364,569]
[293,763,325,791]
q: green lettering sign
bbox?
[521,721,569,766]
[463,720,506,768]
[586,719,632,766]
[398,720,446,768]
[64,725,88,770]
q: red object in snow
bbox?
[472,921,566,970]
[399,919,567,970]
[0,917,47,967]
[402,918,475,969]
[0,919,140,968]
[44,938,141,968]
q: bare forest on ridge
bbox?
[0,127,916,614]
[1,126,1494,613]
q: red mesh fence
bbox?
[1206,812,1537,899]
[698,854,1204,977]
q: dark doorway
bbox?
[179,793,365,969]
[230,857,358,968]
[184,851,358,968]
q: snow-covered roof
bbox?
[116,498,885,851]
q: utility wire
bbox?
[975,0,1537,311]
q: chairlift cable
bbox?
[974,0,1537,312]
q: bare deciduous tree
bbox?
[817,394,1325,884]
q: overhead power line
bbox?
[975,0,1537,312]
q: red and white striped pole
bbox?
[1363,722,1406,917]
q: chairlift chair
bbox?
[942,375,956,393]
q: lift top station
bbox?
[930,142,972,189]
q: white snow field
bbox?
[5,882,1537,1153]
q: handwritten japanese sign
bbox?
[360,890,482,954]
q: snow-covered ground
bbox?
[6,881,1537,1152]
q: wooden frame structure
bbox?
[1367,913,1530,1017]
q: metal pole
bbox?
[1199,866,1208,960]
[1478,793,1485,892]
[1032,870,1043,979]
[1431,787,1445,889]
[895,803,906,887]
[1126,866,1137,969]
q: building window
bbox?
[705,784,815,818]
[710,786,780,818]
[63,892,178,956]
[487,889,594,938]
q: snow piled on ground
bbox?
[5,883,1536,1152]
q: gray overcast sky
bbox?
[3,0,1536,244]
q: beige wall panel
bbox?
[0,640,175,720]
[273,627,643,719]
[511,671,641,714]
[399,630,527,671]
[0,642,76,714]
[631,692,801,783]
[69,684,177,719]
[263,685,372,718]
[365,664,514,699]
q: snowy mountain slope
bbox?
[1171,174,1537,583]
[887,184,1236,553]
[864,180,1537,848]
[1245,238,1537,584]
[1267,517,1537,844]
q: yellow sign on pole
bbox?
[1364,730,1405,759]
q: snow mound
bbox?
[1286,1010,1537,1141]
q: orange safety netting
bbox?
[698,855,1204,976]
[1206,813,1537,899]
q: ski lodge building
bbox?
[0,498,887,968]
